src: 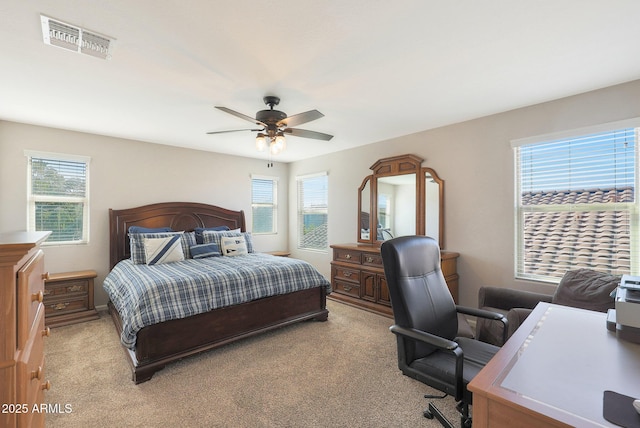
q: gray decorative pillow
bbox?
[552,269,620,312]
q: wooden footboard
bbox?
[108,286,328,384]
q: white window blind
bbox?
[297,172,328,251]
[26,151,90,244]
[251,175,277,234]
[514,125,638,282]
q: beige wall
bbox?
[289,79,640,306]
[2,79,640,308]
[0,122,289,306]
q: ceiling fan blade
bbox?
[206,128,262,135]
[278,110,324,127]
[284,128,334,141]
[215,106,267,127]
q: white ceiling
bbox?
[2,1,640,163]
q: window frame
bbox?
[296,171,328,252]
[250,174,278,235]
[25,150,91,245]
[512,119,640,283]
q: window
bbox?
[297,172,328,251]
[513,121,639,282]
[251,175,277,234]
[26,151,90,244]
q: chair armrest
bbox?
[478,286,553,311]
[456,305,506,321]
[457,305,509,344]
[390,325,461,352]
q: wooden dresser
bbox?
[0,231,51,428]
[330,243,459,317]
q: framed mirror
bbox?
[358,176,372,241]
[423,167,444,246]
[357,154,444,248]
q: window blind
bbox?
[515,127,638,281]
[27,153,90,244]
[251,177,277,234]
[297,172,328,251]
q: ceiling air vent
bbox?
[40,15,115,60]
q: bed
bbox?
[105,202,330,384]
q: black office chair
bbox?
[380,236,507,428]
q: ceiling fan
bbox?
[207,96,333,155]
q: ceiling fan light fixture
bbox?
[275,132,286,150]
[255,133,267,151]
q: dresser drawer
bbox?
[361,252,383,267]
[333,266,360,284]
[16,309,49,427]
[334,248,362,265]
[333,280,360,297]
[17,250,46,349]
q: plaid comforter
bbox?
[103,253,331,349]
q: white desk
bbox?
[469,303,640,427]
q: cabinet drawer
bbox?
[333,280,360,297]
[334,248,362,265]
[17,250,46,349]
[333,266,360,284]
[361,253,383,267]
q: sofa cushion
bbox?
[552,269,620,312]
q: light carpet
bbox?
[44,299,461,427]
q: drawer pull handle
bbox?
[342,272,352,278]
[66,285,83,292]
[41,380,51,391]
[31,366,43,381]
[343,285,352,292]
[345,254,352,259]
[51,302,69,311]
[42,327,51,337]
[42,272,50,281]
[365,256,374,263]
[32,290,44,303]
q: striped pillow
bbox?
[144,235,185,265]
[190,243,221,259]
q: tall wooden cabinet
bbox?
[1,231,51,428]
[330,243,459,317]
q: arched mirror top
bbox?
[357,154,444,248]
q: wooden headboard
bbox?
[109,202,246,269]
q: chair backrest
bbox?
[381,235,458,359]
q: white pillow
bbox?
[220,236,248,257]
[144,235,185,265]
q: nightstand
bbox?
[44,270,99,328]
[267,251,290,257]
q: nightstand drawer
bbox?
[44,279,88,297]
[45,295,89,316]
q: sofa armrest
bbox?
[478,286,553,311]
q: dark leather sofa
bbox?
[476,269,621,346]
